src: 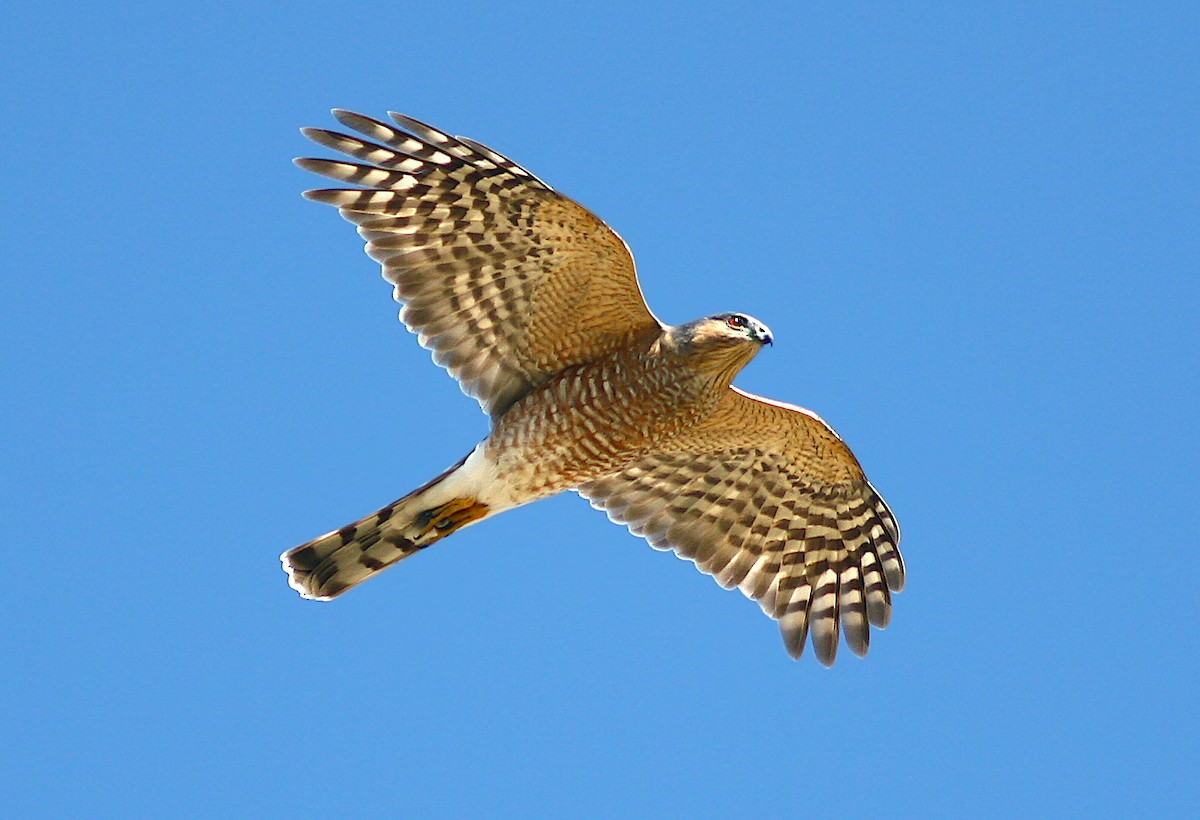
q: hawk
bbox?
[282,110,905,665]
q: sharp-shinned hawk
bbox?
[281,110,905,665]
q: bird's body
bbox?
[490,324,752,494]
[283,110,905,665]
[287,321,763,594]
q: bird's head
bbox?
[665,312,773,381]
[676,312,773,348]
[710,312,773,346]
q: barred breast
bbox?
[484,347,718,500]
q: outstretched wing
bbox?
[296,110,662,417]
[578,387,904,666]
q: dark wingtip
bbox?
[388,111,436,134]
[815,646,838,668]
[332,109,381,132]
[846,632,870,659]
[781,624,807,661]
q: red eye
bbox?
[727,315,747,329]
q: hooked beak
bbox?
[755,323,774,346]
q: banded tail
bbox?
[281,454,491,600]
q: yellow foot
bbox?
[415,497,490,540]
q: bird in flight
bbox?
[282,110,905,665]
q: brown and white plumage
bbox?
[297,110,661,418]
[578,388,902,665]
[282,110,905,665]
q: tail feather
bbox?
[281,453,489,600]
[281,498,422,600]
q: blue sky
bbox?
[3,2,1196,816]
